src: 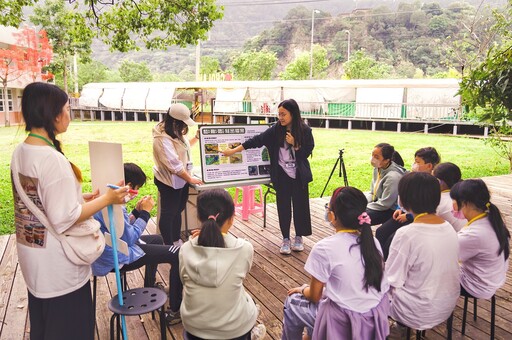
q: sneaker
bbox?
[173,239,184,247]
[251,324,266,340]
[291,236,304,252]
[165,309,182,325]
[280,238,291,255]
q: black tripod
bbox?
[321,149,349,197]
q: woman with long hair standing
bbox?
[153,103,203,246]
[222,99,314,254]
[11,82,128,339]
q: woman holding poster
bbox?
[153,103,203,246]
[223,99,315,254]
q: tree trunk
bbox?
[3,83,9,127]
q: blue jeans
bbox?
[282,293,318,340]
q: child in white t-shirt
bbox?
[450,179,510,299]
[433,162,466,231]
[386,172,460,330]
[282,186,390,340]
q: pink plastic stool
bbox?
[233,185,264,221]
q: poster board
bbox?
[89,141,128,255]
[198,124,271,184]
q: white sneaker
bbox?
[291,236,304,252]
[251,324,266,340]
[173,239,184,247]
[280,238,291,255]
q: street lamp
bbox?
[309,9,320,80]
[344,30,351,61]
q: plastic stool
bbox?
[233,185,264,220]
[108,287,167,340]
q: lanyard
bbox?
[413,212,429,222]
[465,212,487,227]
[336,229,359,234]
[441,189,450,193]
[372,170,381,201]
[28,133,55,149]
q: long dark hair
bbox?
[277,99,307,148]
[330,186,384,292]
[451,179,510,260]
[21,82,82,182]
[163,110,188,141]
[197,189,235,248]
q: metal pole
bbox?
[309,10,316,80]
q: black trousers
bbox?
[155,178,189,245]
[122,234,183,312]
[28,281,94,340]
[375,218,411,260]
[366,208,395,226]
[274,166,312,239]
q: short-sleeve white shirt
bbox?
[458,217,509,299]
[305,232,389,313]
[386,221,459,330]
[11,143,90,298]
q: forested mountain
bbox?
[88,0,508,79]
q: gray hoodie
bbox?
[366,161,406,211]
[179,233,258,339]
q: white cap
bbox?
[168,103,195,126]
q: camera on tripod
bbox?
[321,148,349,197]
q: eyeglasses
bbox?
[324,203,331,211]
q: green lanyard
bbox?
[28,133,56,149]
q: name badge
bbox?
[186,161,194,171]
[285,162,296,169]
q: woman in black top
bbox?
[223,99,315,254]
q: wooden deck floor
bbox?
[1,175,511,339]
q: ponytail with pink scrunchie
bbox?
[357,212,371,225]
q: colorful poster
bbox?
[199,124,271,183]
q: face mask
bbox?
[411,163,420,172]
[370,157,380,168]
[451,209,465,220]
[324,209,330,222]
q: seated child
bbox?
[92,163,182,324]
[451,179,510,299]
[386,172,459,330]
[376,146,441,259]
[433,162,466,231]
[179,189,265,340]
[282,186,390,340]
[366,143,406,225]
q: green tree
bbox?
[118,59,153,82]
[200,56,220,76]
[30,0,93,94]
[232,50,277,80]
[459,1,512,171]
[280,45,329,80]
[2,0,223,52]
[342,50,393,79]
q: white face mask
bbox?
[411,163,420,172]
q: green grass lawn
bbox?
[1,121,509,234]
